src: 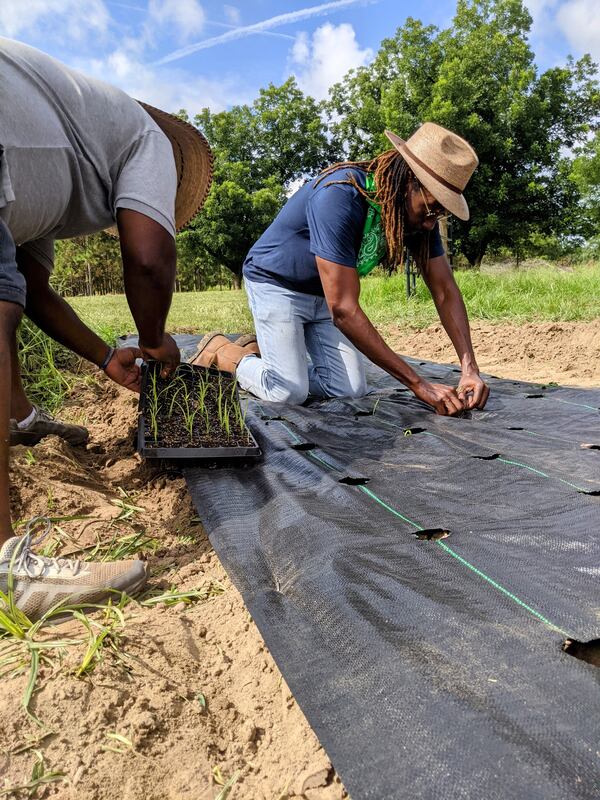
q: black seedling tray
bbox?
[137,361,262,462]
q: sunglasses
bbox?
[418,184,447,221]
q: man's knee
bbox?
[269,385,308,405]
[346,375,368,399]
[321,371,368,399]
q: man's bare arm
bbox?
[421,254,489,409]
[316,256,464,416]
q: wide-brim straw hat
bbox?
[139,101,213,231]
[384,123,478,221]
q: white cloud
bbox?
[291,30,311,63]
[223,4,240,25]
[81,45,248,113]
[0,0,110,41]
[148,0,206,39]
[524,0,600,62]
[156,0,375,64]
[289,22,372,100]
[556,0,600,59]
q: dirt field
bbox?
[2,321,599,799]
[387,319,600,387]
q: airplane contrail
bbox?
[155,0,375,65]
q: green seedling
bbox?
[73,600,127,676]
[176,534,197,546]
[102,731,135,755]
[196,692,207,712]
[9,731,54,756]
[139,582,225,608]
[0,749,66,797]
[213,768,240,800]
[60,529,159,562]
[23,450,36,466]
[111,495,145,522]
[196,369,211,434]
[89,530,159,562]
[146,364,161,441]
[229,377,251,443]
[164,371,188,418]
[176,398,200,445]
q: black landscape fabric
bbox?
[132,336,600,799]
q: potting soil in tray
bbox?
[141,362,254,449]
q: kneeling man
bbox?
[194,123,489,416]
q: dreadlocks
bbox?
[313,149,430,272]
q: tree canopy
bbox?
[54,0,599,295]
[328,0,599,266]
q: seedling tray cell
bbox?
[137,362,261,461]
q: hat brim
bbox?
[384,130,469,221]
[139,102,213,231]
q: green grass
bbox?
[360,262,600,329]
[69,289,253,336]
[17,318,84,413]
[67,262,600,338]
[19,262,599,413]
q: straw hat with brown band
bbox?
[384,123,478,221]
[139,101,214,231]
[107,102,213,237]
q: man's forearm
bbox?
[333,304,423,389]
[26,285,110,366]
[123,261,174,348]
[117,208,176,349]
[432,283,479,372]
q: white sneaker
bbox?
[0,518,147,621]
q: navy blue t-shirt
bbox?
[243,167,445,297]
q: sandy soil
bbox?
[3,382,343,800]
[2,321,598,799]
[386,320,600,387]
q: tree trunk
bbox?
[231,273,242,290]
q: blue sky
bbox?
[0,0,597,116]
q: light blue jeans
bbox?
[236,278,368,404]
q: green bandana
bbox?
[356,173,387,277]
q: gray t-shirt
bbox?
[0,37,177,276]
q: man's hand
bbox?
[412,380,465,416]
[457,370,490,410]
[139,333,180,378]
[104,347,143,393]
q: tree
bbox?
[53,233,122,295]
[186,77,338,282]
[328,0,599,266]
[177,164,285,289]
[570,130,600,254]
[196,77,339,190]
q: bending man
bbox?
[0,38,211,617]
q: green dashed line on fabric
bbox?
[358,485,422,528]
[273,418,569,638]
[497,457,585,491]
[277,421,301,444]
[550,397,599,412]
[435,541,570,636]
